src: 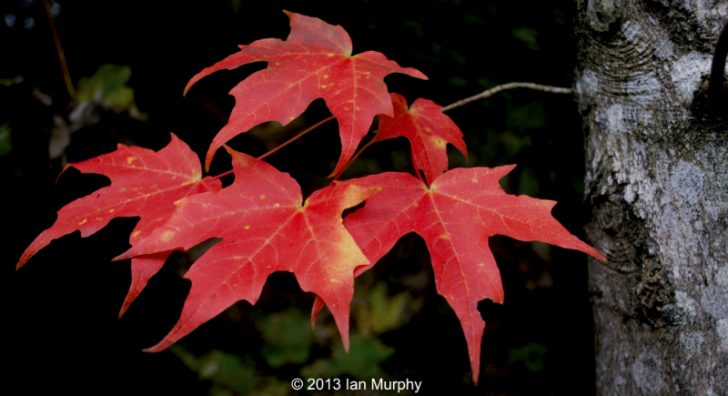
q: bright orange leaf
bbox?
[185,11,427,174]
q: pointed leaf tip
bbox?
[142,343,166,353]
[310,297,325,329]
[118,255,168,317]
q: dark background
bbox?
[2,1,595,394]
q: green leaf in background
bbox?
[512,27,539,50]
[258,308,313,368]
[517,167,540,197]
[74,64,141,116]
[508,342,548,373]
[507,102,545,130]
[171,346,259,395]
[0,123,12,156]
[0,76,23,87]
[302,334,394,379]
[354,283,421,337]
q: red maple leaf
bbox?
[16,134,222,315]
[118,148,379,352]
[185,11,427,174]
[313,168,605,383]
[375,93,467,183]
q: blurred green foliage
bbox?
[302,334,394,379]
[508,342,548,373]
[75,64,131,109]
[354,283,421,337]
[512,27,539,50]
[172,279,419,394]
[74,64,143,117]
[172,347,259,396]
[258,308,313,368]
[0,123,12,156]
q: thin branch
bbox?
[257,116,335,160]
[441,82,572,112]
[42,0,75,97]
[333,82,573,179]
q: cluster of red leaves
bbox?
[18,12,604,384]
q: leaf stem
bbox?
[42,0,75,97]
[210,116,335,179]
[331,137,376,181]
[211,169,234,180]
[257,116,335,160]
[441,82,572,112]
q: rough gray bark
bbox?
[575,1,728,394]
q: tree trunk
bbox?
[575,1,728,394]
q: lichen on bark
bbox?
[576,0,728,394]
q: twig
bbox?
[441,82,572,112]
[42,0,75,97]
[332,82,572,179]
